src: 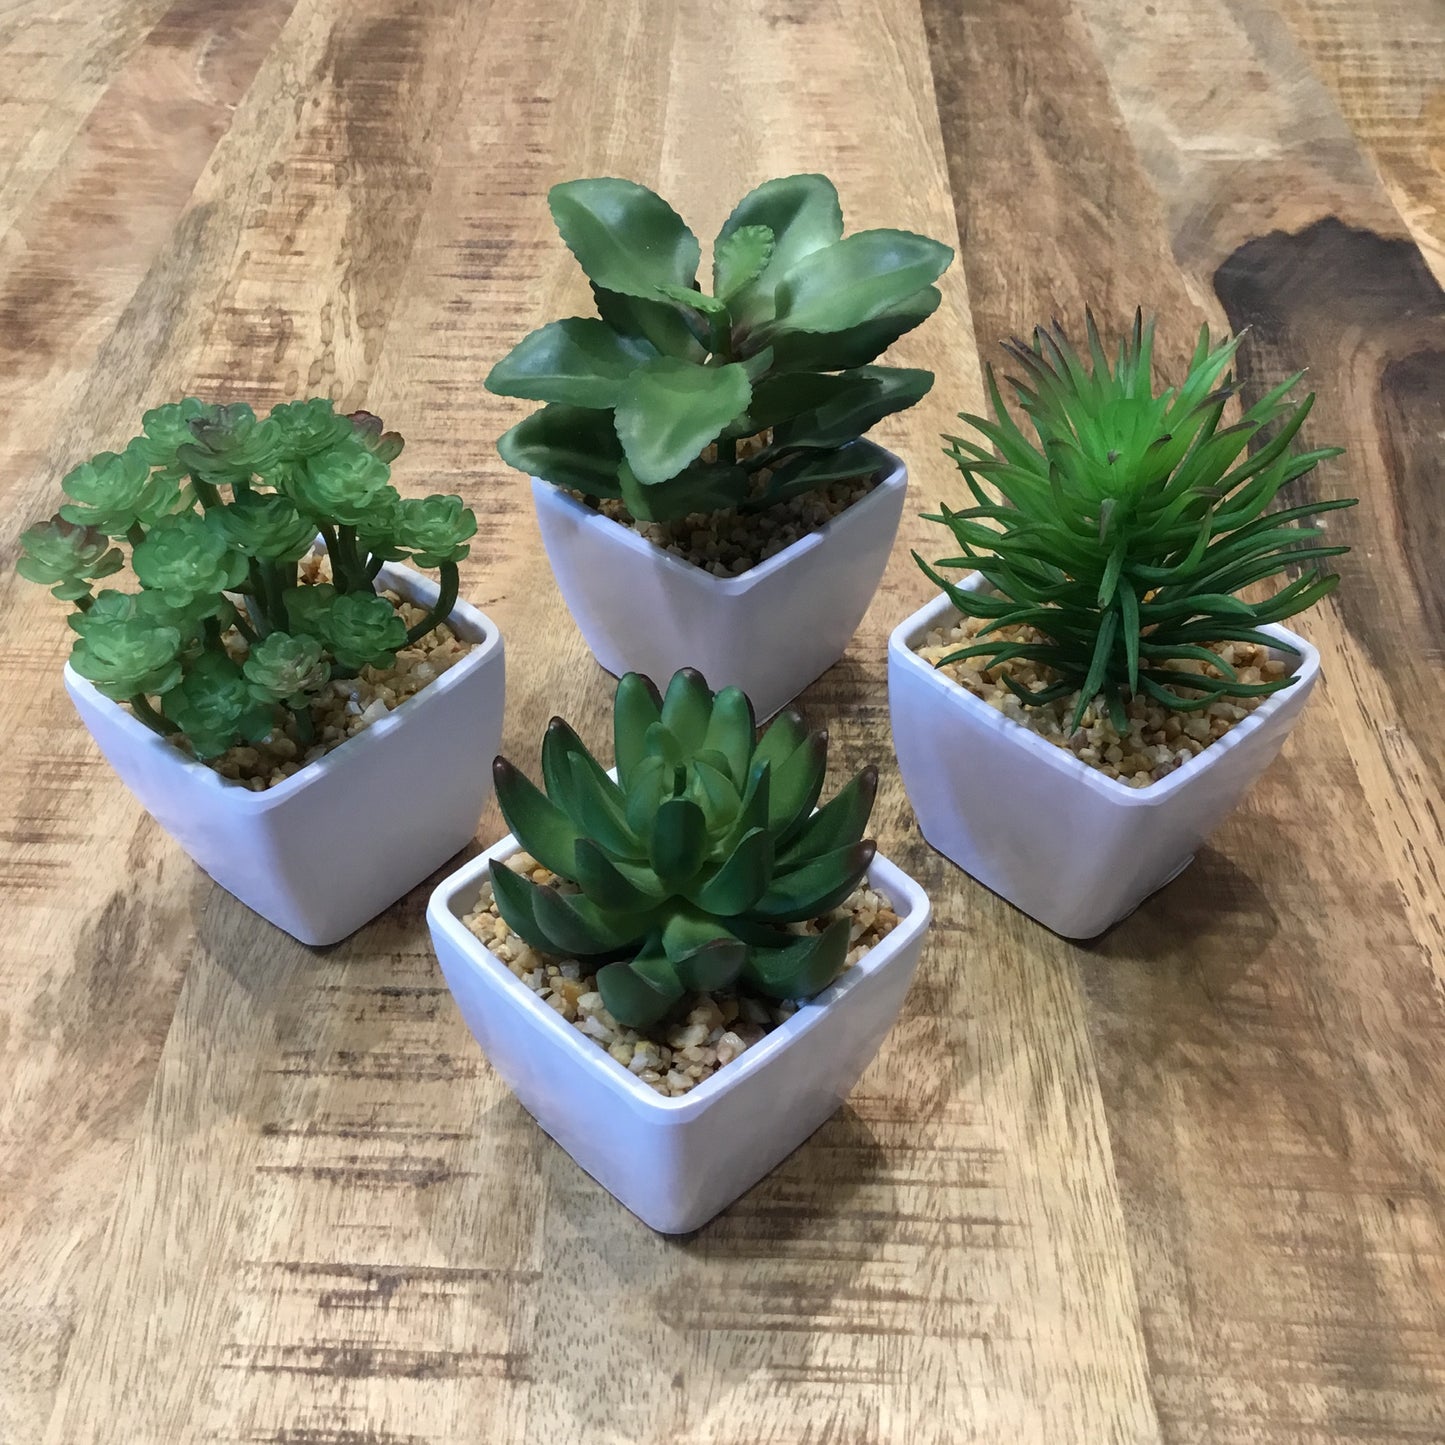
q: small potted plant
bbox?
[18,398,506,945]
[485,174,953,718]
[426,668,931,1232]
[889,312,1355,938]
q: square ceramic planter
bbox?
[64,562,506,946]
[531,441,907,718]
[427,832,931,1234]
[888,583,1320,939]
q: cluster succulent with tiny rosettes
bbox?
[490,668,878,1030]
[16,397,478,760]
[486,173,952,524]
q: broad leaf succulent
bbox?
[917,310,1357,730]
[16,394,476,766]
[491,668,878,1030]
[487,174,952,523]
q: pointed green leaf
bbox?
[689,826,774,915]
[492,757,582,879]
[597,941,686,1030]
[701,685,755,787]
[572,838,663,911]
[751,840,876,923]
[768,730,828,835]
[742,916,852,1000]
[778,766,877,865]
[770,286,943,372]
[613,672,663,784]
[660,667,712,752]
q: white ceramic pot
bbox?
[888,585,1320,939]
[427,833,931,1234]
[64,563,506,946]
[530,443,907,718]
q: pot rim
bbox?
[888,585,1321,808]
[530,439,907,596]
[62,560,503,814]
[426,829,931,1123]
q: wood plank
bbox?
[1278,0,1445,282]
[924,0,1445,1439]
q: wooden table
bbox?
[2,0,1441,1440]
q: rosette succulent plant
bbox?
[17,396,478,761]
[917,311,1357,730]
[491,668,878,1030]
[486,174,953,523]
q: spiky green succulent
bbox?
[487,174,952,524]
[916,310,1357,731]
[16,395,476,765]
[491,668,878,1030]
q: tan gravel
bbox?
[194,589,472,791]
[463,851,900,1097]
[916,613,1290,788]
[576,431,880,576]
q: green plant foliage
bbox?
[58,448,184,537]
[15,396,477,764]
[490,668,878,1030]
[69,614,184,702]
[243,631,330,707]
[17,516,124,601]
[284,586,407,672]
[161,652,275,758]
[132,513,249,607]
[916,311,1357,730]
[488,174,952,523]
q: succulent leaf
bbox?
[497,404,625,495]
[390,494,478,567]
[17,515,124,601]
[218,492,316,562]
[59,448,182,536]
[267,398,355,458]
[176,402,281,485]
[614,357,752,486]
[69,615,184,702]
[243,631,330,706]
[131,513,247,607]
[485,317,658,408]
[347,410,405,462]
[491,669,877,1029]
[548,178,701,301]
[162,652,274,758]
[285,436,401,529]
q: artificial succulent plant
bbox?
[486,174,953,523]
[17,398,477,760]
[917,310,1356,731]
[491,668,878,1030]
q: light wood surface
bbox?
[1,1,1441,1441]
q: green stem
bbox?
[188,473,222,510]
[365,552,386,582]
[130,694,179,736]
[231,608,258,644]
[126,521,146,548]
[293,703,315,747]
[405,562,459,645]
[74,591,95,613]
[336,526,365,592]
[717,436,738,466]
[317,522,342,584]
[245,560,274,635]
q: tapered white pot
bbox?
[888,584,1320,939]
[64,562,506,946]
[531,442,907,717]
[427,834,931,1234]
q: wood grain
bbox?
[1,0,1440,1441]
